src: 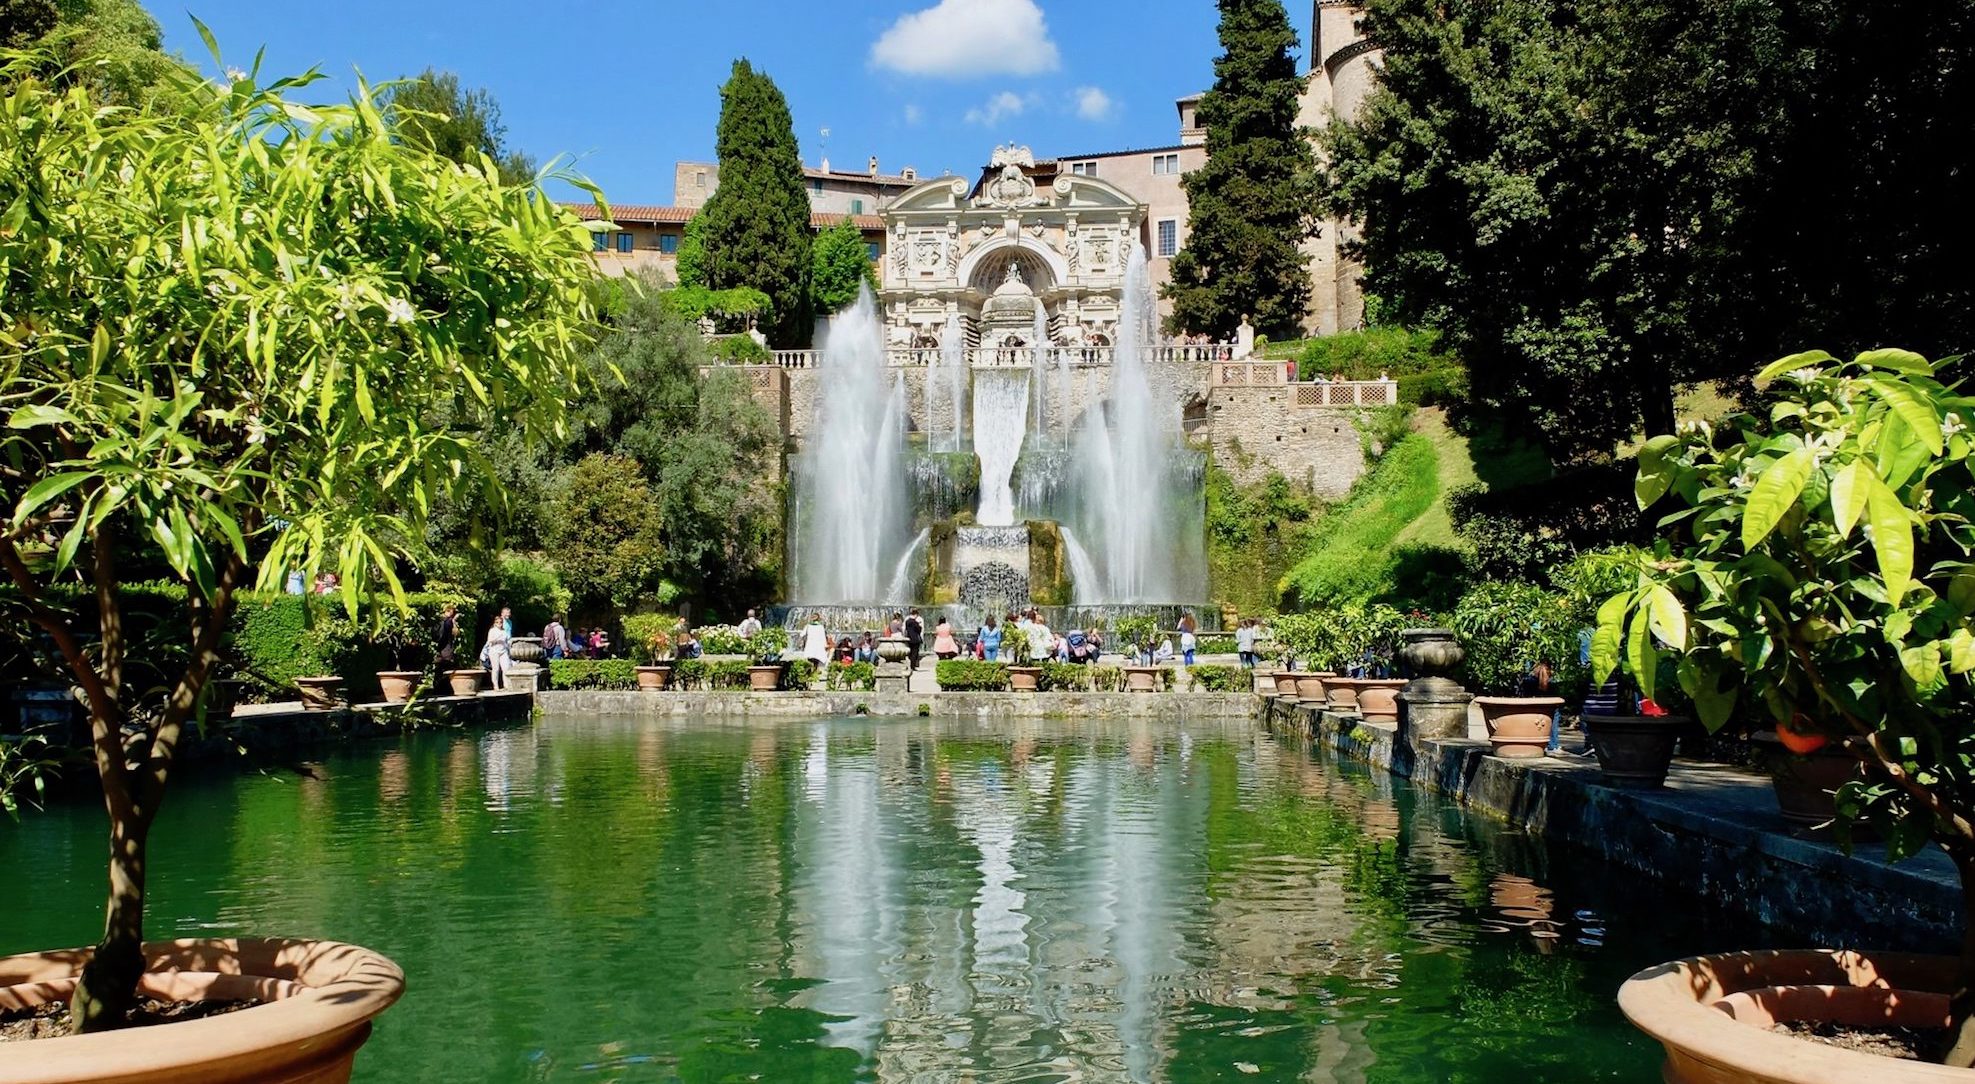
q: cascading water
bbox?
[1030,306,1051,434]
[883,528,930,602]
[1065,244,1204,603]
[972,366,1030,527]
[789,285,912,603]
[931,316,968,453]
[1058,528,1103,606]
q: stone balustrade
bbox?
[767,343,1243,370]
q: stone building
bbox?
[673,156,923,217]
[563,204,886,281]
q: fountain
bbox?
[784,247,1210,633]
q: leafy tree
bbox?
[9,0,190,107]
[1325,0,1975,460]
[698,59,812,347]
[674,213,708,288]
[0,0,57,47]
[380,66,537,186]
[1164,0,1321,340]
[543,454,668,611]
[0,50,598,1029]
[810,217,876,315]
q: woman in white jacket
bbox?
[482,615,512,690]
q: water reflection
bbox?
[0,715,1776,1083]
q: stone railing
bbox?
[767,343,1241,370]
[1289,379,1400,407]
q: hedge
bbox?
[549,659,637,690]
[674,659,754,690]
[936,660,1010,691]
[1187,665,1249,692]
[826,661,876,691]
[1036,663,1126,691]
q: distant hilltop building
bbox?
[570,2,1375,339]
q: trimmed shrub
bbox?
[622,613,677,664]
[936,660,1010,691]
[826,661,876,691]
[1188,665,1249,692]
[1450,582,1582,696]
[785,659,817,690]
[694,624,750,655]
[1037,662,1089,691]
[549,659,637,690]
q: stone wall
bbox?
[1204,385,1369,499]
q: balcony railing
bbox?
[767,343,1243,369]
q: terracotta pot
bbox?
[1122,666,1162,692]
[634,664,673,692]
[1325,676,1369,714]
[1584,714,1687,788]
[1474,696,1563,758]
[374,672,419,704]
[444,669,484,697]
[1754,732,1861,826]
[1620,949,1956,1084]
[1271,670,1300,698]
[747,664,782,692]
[1293,671,1334,706]
[293,677,342,712]
[1355,679,1409,724]
[1008,666,1042,692]
[0,937,403,1084]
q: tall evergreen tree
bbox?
[1165,0,1322,340]
[810,217,877,314]
[700,59,813,347]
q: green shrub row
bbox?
[826,661,877,691]
[936,660,1011,691]
[1187,665,1250,692]
[548,659,638,690]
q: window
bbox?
[616,232,635,254]
[1070,160,1098,177]
[592,231,608,252]
[866,242,881,261]
[659,233,680,255]
[1152,153,1180,176]
[850,198,864,214]
[811,179,824,194]
[1156,219,1178,258]
[695,171,707,188]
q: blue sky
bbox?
[147,0,1320,204]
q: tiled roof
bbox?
[564,203,693,225]
[812,212,886,230]
[803,167,921,187]
[1045,144,1193,163]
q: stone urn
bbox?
[1325,676,1369,714]
[375,671,419,704]
[1354,679,1410,724]
[1398,627,1465,683]
[635,663,674,692]
[874,636,911,693]
[1293,671,1333,706]
[1396,629,1474,743]
[509,636,545,665]
[0,937,403,1084]
[1619,949,1956,1084]
[445,669,484,697]
[294,676,343,712]
[1475,696,1563,757]
[1009,666,1042,692]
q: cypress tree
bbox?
[699,59,813,347]
[1165,0,1321,340]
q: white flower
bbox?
[1787,367,1823,384]
[117,165,134,185]
[240,209,257,226]
[1943,414,1967,440]
[244,415,266,445]
[226,67,248,83]
[333,283,360,321]
[1729,470,1754,490]
[384,297,416,325]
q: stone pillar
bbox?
[875,636,911,694]
[1396,628,1471,743]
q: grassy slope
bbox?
[1392,409,1475,550]
[1277,425,1442,608]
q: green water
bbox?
[0,715,1776,1082]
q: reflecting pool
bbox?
[0,715,1778,1082]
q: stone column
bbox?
[875,636,912,694]
[1396,628,1471,743]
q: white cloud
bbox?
[871,0,1061,78]
[1073,86,1114,121]
[903,103,924,125]
[964,90,1031,127]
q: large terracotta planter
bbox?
[374,672,419,704]
[1584,714,1687,788]
[1271,669,1300,698]
[0,937,403,1084]
[1754,732,1861,826]
[634,664,673,692]
[1354,679,1409,724]
[293,677,342,712]
[1293,671,1334,706]
[1325,676,1369,714]
[1008,666,1041,692]
[747,664,782,692]
[444,669,484,697]
[1474,696,1563,758]
[1122,666,1163,692]
[1619,949,1957,1084]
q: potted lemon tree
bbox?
[1596,349,1975,1074]
[0,44,598,1077]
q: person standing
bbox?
[543,614,568,661]
[904,609,924,670]
[483,615,511,691]
[802,613,829,665]
[1179,613,1199,667]
[932,615,959,660]
[738,609,763,639]
[1235,618,1257,669]
[434,604,460,670]
[500,605,513,638]
[978,615,1003,663]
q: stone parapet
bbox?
[538,689,1255,720]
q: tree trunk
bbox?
[1940,842,1975,1067]
[69,811,149,1032]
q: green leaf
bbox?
[1741,448,1814,549]
[1627,606,1657,697]
[1754,350,1835,389]
[1869,376,1945,456]
[6,404,80,429]
[1949,629,1975,674]
[1901,644,1945,692]
[14,471,93,518]
[1855,348,1932,376]
[1866,474,1915,603]
[1830,460,1868,539]
[1590,592,1629,683]
[1647,585,1687,650]
[1635,434,1679,509]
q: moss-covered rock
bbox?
[1027,520,1073,607]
